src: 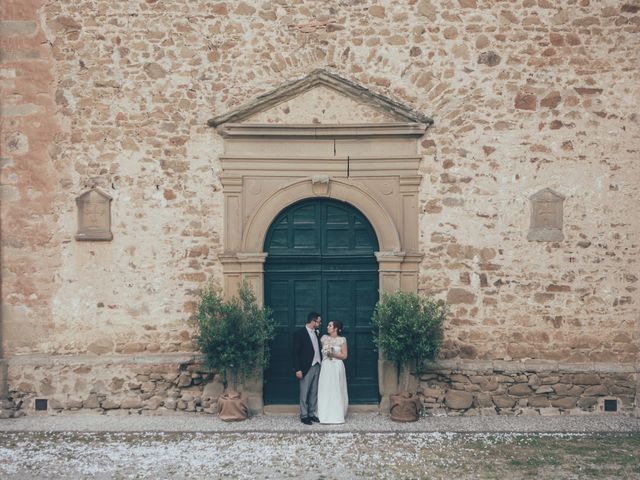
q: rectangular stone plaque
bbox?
[75,188,113,241]
[527,188,565,242]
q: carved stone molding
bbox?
[208,69,433,127]
[311,175,330,196]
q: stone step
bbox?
[264,404,379,415]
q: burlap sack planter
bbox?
[389,391,422,422]
[217,390,249,422]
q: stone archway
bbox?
[210,70,432,412]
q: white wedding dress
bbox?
[317,335,349,424]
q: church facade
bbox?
[1,0,638,418]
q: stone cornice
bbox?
[424,359,639,374]
[208,68,433,127]
[216,123,429,138]
[7,354,636,374]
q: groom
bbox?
[292,311,322,425]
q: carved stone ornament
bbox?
[311,175,330,196]
[75,188,113,241]
[527,188,565,242]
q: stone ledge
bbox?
[6,353,200,367]
[424,359,637,375]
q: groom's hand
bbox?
[295,370,303,379]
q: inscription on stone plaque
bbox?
[75,188,113,241]
[527,188,565,241]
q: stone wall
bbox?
[1,0,638,415]
[6,356,227,417]
[417,361,637,416]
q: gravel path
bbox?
[1,414,638,479]
[1,412,639,433]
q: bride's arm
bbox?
[330,339,348,360]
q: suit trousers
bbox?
[299,363,320,419]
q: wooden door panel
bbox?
[264,199,379,405]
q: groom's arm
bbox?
[292,331,303,378]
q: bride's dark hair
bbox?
[331,320,344,335]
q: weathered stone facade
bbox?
[1,0,638,417]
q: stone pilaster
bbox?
[374,250,423,412]
[219,253,267,304]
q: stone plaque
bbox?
[75,188,113,241]
[527,188,565,241]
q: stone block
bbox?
[479,379,499,391]
[421,387,442,398]
[551,397,578,409]
[101,399,120,410]
[121,397,143,409]
[177,373,192,387]
[0,409,13,419]
[83,395,100,409]
[492,395,516,408]
[610,385,634,395]
[553,384,583,396]
[444,390,473,409]
[516,408,537,416]
[143,397,163,410]
[528,396,551,408]
[583,385,608,396]
[66,399,83,409]
[508,384,532,396]
[515,92,536,110]
[475,393,494,408]
[577,397,598,410]
[540,375,561,385]
[539,407,561,416]
[447,288,476,304]
[573,373,601,385]
[479,407,497,416]
[535,385,554,394]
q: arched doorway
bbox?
[263,198,380,405]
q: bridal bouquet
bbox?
[322,344,340,357]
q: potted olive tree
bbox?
[192,281,274,421]
[372,290,447,422]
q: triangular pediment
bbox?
[208,69,432,127]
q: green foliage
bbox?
[371,290,447,375]
[191,281,275,389]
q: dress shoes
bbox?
[309,416,320,423]
[300,417,313,425]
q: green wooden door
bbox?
[263,199,380,404]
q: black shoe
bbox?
[301,417,313,425]
[309,416,320,423]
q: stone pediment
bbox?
[208,69,432,128]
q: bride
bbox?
[317,320,349,424]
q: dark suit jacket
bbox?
[292,327,322,376]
